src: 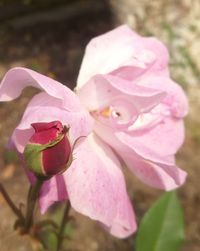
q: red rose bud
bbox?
[24,121,72,177]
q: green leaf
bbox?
[136,192,185,251]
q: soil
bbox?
[0,2,200,251]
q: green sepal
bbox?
[24,143,45,176]
[24,134,65,176]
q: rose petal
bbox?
[77,25,169,88]
[94,118,174,166]
[93,123,185,191]
[0,67,81,111]
[64,133,137,238]
[78,74,166,114]
[139,36,169,73]
[77,25,138,88]
[123,155,187,190]
[136,75,188,118]
[124,118,185,158]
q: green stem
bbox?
[56,201,71,251]
[0,183,25,223]
[24,179,43,232]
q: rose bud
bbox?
[24,121,72,178]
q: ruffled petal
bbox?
[64,134,137,238]
[77,25,169,88]
[123,155,187,190]
[93,123,186,191]
[77,25,138,88]
[0,67,81,111]
[136,75,188,118]
[124,118,185,158]
[94,118,174,165]
[138,36,169,73]
[78,74,166,113]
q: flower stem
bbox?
[56,201,71,251]
[0,183,25,223]
[24,179,43,232]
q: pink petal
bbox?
[122,118,185,159]
[78,74,166,113]
[77,25,138,88]
[0,67,81,111]
[94,118,174,164]
[39,174,68,214]
[11,92,93,153]
[139,36,169,73]
[102,74,166,112]
[93,122,187,190]
[111,37,170,81]
[136,75,188,118]
[64,134,137,238]
[11,128,34,154]
[77,25,169,88]
[123,155,187,190]
[103,196,136,238]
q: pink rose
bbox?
[24,121,71,177]
[77,25,188,190]
[0,25,188,239]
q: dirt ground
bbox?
[0,1,200,251]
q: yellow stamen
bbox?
[100,107,111,117]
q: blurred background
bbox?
[0,0,200,250]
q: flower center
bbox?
[91,97,139,130]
